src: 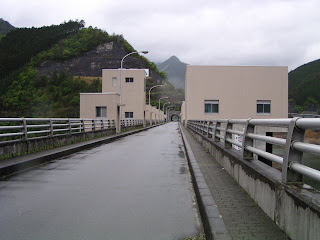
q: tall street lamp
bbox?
[119,51,148,132]
[163,102,170,112]
[158,96,168,109]
[167,107,174,122]
[148,85,163,106]
[166,105,173,116]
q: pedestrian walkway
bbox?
[181,126,288,240]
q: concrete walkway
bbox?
[181,126,288,240]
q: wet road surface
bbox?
[0,122,200,240]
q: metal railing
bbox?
[187,118,320,184]
[0,118,116,143]
[120,119,143,127]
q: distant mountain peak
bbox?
[157,56,187,89]
[168,55,180,61]
[0,18,15,35]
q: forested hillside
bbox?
[289,58,320,113]
[0,20,183,118]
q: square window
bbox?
[96,106,106,118]
[112,77,117,87]
[204,100,219,114]
[257,104,264,113]
[125,77,134,83]
[125,112,134,118]
[257,100,271,114]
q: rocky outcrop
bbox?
[37,41,162,83]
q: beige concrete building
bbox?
[80,93,119,119]
[102,69,147,121]
[80,68,164,126]
[184,66,288,122]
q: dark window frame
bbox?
[125,112,134,118]
[204,100,219,114]
[125,77,134,83]
[257,100,271,114]
[96,106,107,118]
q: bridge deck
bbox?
[0,123,201,240]
[181,126,288,240]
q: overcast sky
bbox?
[1,0,320,71]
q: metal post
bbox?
[81,119,85,132]
[22,118,28,140]
[213,121,220,142]
[92,119,96,131]
[224,119,232,149]
[68,119,72,134]
[202,120,206,135]
[282,117,305,183]
[49,119,54,136]
[208,121,213,138]
[242,119,254,159]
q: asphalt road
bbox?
[0,122,200,240]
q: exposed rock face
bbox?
[37,41,162,83]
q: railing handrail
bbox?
[187,118,320,185]
[0,117,127,143]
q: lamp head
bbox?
[141,51,149,54]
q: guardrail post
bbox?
[22,118,28,140]
[101,119,104,129]
[242,119,254,159]
[81,119,85,132]
[92,119,96,131]
[68,119,72,135]
[282,117,305,183]
[49,119,54,137]
[208,121,213,138]
[213,120,220,142]
[224,119,232,149]
[202,120,206,135]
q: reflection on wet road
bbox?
[0,122,200,240]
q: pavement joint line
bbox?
[180,124,231,240]
[0,124,163,178]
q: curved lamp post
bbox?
[158,96,168,109]
[119,51,148,132]
[166,107,174,122]
[163,102,170,112]
[148,85,163,106]
[166,105,173,116]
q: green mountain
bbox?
[157,56,187,89]
[0,20,182,118]
[0,18,15,36]
[289,58,320,113]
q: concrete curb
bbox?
[0,124,163,178]
[180,125,232,240]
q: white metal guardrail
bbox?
[120,119,143,127]
[0,118,118,143]
[187,118,320,184]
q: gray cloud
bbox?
[1,0,320,70]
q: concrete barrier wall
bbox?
[0,128,116,159]
[188,127,320,240]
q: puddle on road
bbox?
[179,166,186,174]
[179,150,185,158]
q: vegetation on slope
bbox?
[289,59,320,113]
[0,20,176,118]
